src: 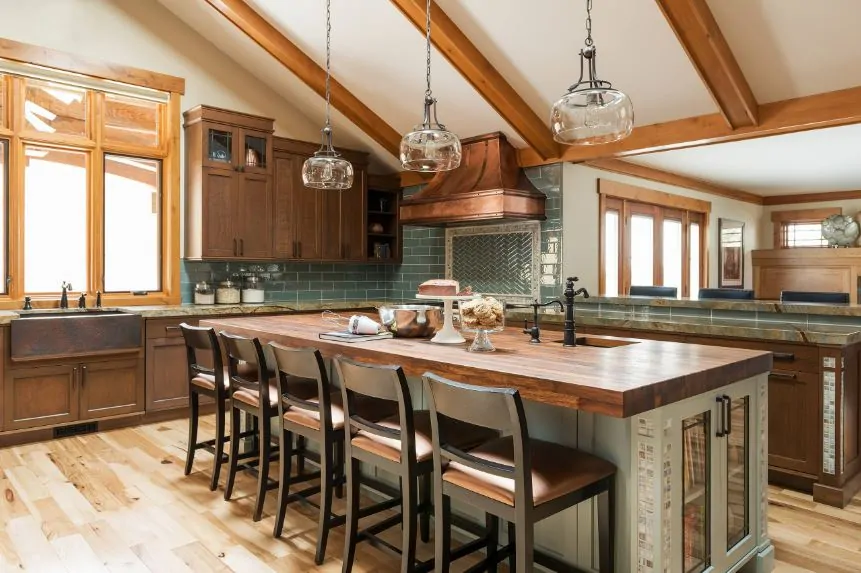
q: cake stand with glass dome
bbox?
[415,293,478,344]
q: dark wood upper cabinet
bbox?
[184,105,274,260]
[342,168,368,261]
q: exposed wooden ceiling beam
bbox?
[389,0,559,161]
[655,0,758,129]
[204,0,402,157]
[587,158,763,205]
[518,86,861,167]
[762,190,861,206]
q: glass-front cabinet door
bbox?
[241,130,270,174]
[203,123,238,170]
[682,409,713,573]
[718,390,756,567]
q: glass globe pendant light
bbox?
[303,0,353,189]
[550,0,633,145]
[399,0,461,172]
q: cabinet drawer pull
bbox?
[239,238,244,256]
[164,326,181,331]
[72,367,77,390]
[769,371,797,380]
[233,238,238,256]
[773,352,795,361]
[81,366,87,388]
[297,242,302,258]
[723,395,732,436]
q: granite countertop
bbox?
[0,300,384,325]
[507,308,861,346]
[587,295,861,317]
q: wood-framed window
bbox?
[0,39,184,308]
[599,179,709,298]
[771,207,840,248]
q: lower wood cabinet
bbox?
[4,364,79,430]
[146,337,190,412]
[4,358,144,430]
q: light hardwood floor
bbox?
[0,416,858,572]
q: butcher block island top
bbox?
[200,313,772,418]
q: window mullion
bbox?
[90,91,104,296]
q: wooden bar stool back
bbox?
[336,357,499,573]
[269,343,345,564]
[219,332,280,522]
[179,323,228,491]
[423,372,618,573]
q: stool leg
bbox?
[507,522,516,573]
[419,473,431,543]
[342,457,361,573]
[252,415,271,522]
[210,398,226,491]
[296,435,306,475]
[400,473,418,573]
[514,517,533,573]
[273,429,293,538]
[486,514,499,573]
[314,435,335,565]
[184,391,199,476]
[334,439,345,499]
[224,405,241,501]
[598,477,616,573]
[434,491,451,573]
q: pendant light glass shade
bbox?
[303,127,354,189]
[551,1,633,146]
[400,97,462,172]
[303,0,353,190]
[400,0,461,172]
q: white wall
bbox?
[760,198,861,248]
[562,164,764,295]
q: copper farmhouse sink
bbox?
[11,310,142,361]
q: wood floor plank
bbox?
[0,415,857,573]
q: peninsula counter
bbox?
[202,313,774,573]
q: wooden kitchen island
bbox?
[202,313,774,573]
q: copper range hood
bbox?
[399,132,546,226]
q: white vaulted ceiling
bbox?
[155,0,861,195]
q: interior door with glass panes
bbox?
[715,385,757,569]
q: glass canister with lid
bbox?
[241,274,265,303]
[215,276,241,304]
[194,280,215,305]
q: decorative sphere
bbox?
[822,214,860,247]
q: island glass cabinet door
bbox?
[676,383,759,573]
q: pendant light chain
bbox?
[584,0,593,46]
[424,0,433,100]
[324,0,332,129]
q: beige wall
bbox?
[760,199,861,248]
[562,164,764,295]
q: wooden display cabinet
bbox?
[366,174,402,263]
[184,105,274,260]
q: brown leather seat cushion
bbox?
[192,362,260,392]
[351,411,497,463]
[283,393,397,432]
[442,436,615,507]
[232,372,316,410]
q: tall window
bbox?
[771,208,840,248]
[0,55,178,305]
[599,180,708,298]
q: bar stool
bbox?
[335,356,498,573]
[179,323,230,491]
[269,343,401,564]
[219,332,285,522]
[423,372,618,573]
